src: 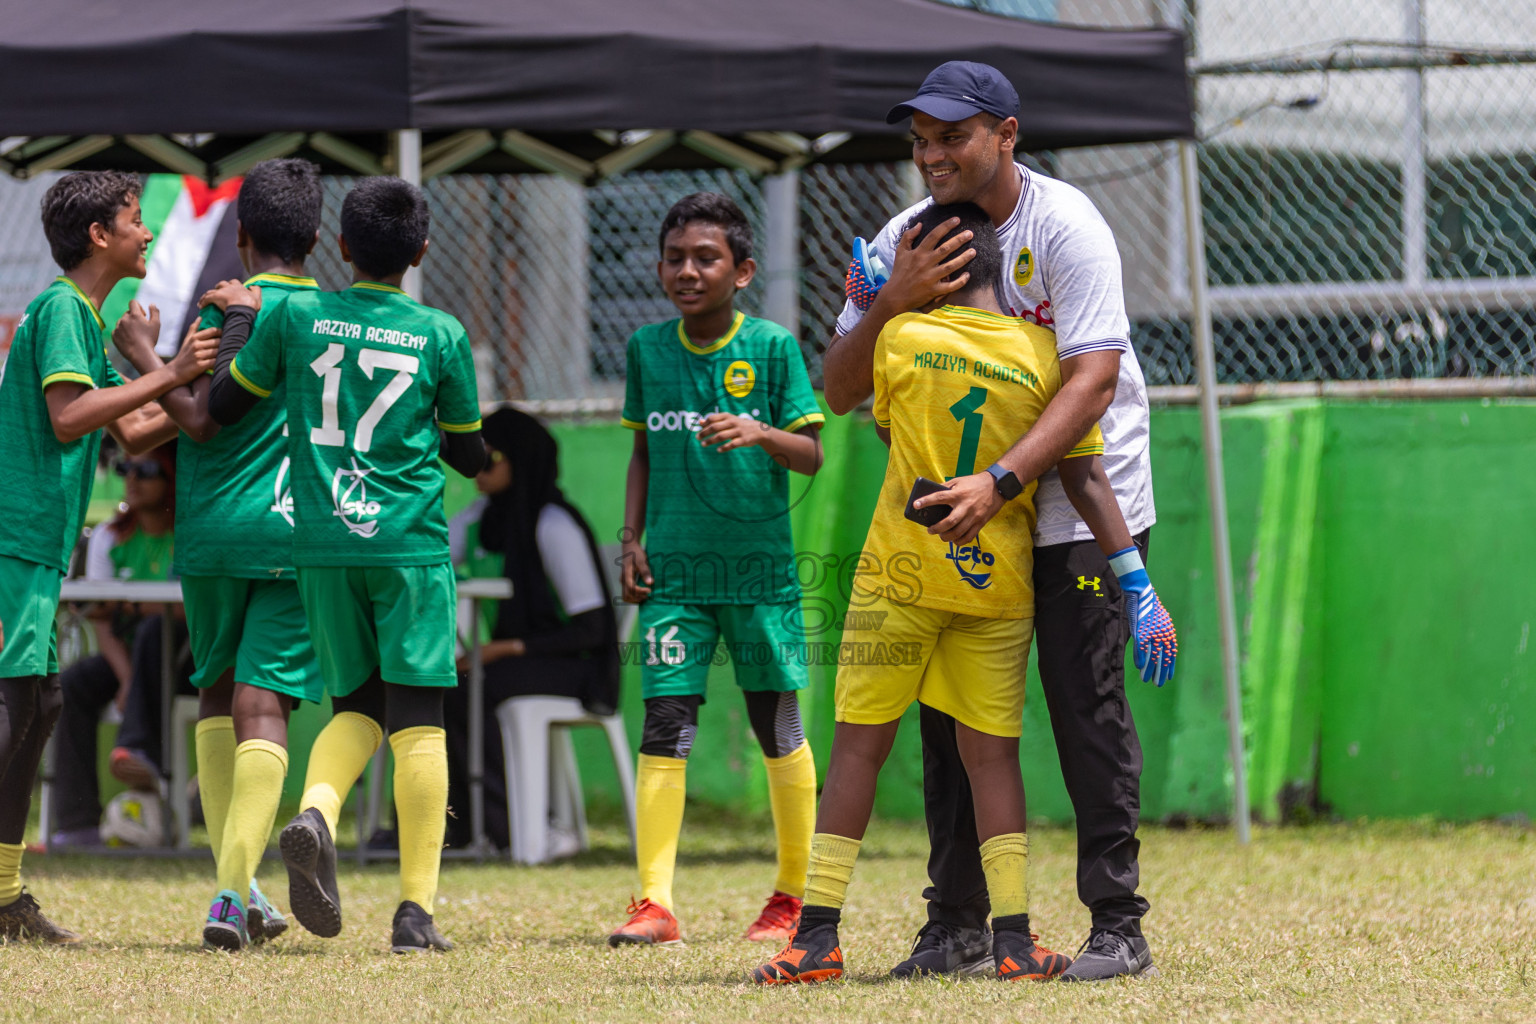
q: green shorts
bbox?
[637,601,810,702]
[0,555,62,678]
[296,563,457,696]
[183,575,324,704]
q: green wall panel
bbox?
[261,398,1536,825]
[1315,401,1536,818]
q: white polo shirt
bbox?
[836,162,1156,546]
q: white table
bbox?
[53,576,512,856]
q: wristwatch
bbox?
[986,462,1023,501]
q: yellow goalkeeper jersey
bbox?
[856,304,1104,619]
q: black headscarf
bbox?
[478,407,619,713]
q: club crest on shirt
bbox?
[1013,247,1035,288]
[724,359,756,398]
[946,541,994,589]
[330,456,382,538]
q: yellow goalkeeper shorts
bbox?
[834,590,1033,738]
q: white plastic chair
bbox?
[496,543,639,864]
[496,695,636,864]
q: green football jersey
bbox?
[230,282,482,567]
[620,311,824,604]
[110,528,175,581]
[0,278,124,572]
[175,274,320,579]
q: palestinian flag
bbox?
[102,174,245,354]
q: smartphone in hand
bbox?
[904,476,952,528]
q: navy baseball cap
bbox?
[886,61,1021,125]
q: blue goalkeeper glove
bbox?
[844,236,889,312]
[1109,546,1177,687]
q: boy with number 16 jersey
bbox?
[209,177,485,954]
[610,193,823,949]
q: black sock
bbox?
[991,912,1031,937]
[799,905,841,931]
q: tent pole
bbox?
[393,129,423,301]
[1179,139,1251,844]
[764,170,801,338]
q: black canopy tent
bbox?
[0,0,1191,180]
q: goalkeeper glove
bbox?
[844,236,889,311]
[1109,546,1177,687]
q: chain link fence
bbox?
[303,165,908,406]
[0,174,57,361]
[4,0,1534,399]
[1050,0,1536,386]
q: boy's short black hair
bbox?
[658,192,753,265]
[239,159,323,264]
[905,201,1002,302]
[41,171,142,271]
[339,176,430,278]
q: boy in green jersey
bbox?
[0,171,217,942]
[126,159,327,951]
[208,176,486,954]
[608,193,824,947]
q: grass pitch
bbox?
[4,815,1534,1023]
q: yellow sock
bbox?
[216,740,288,897]
[635,754,687,912]
[391,726,448,909]
[391,726,447,909]
[979,832,1030,918]
[763,741,816,898]
[803,833,862,910]
[194,716,236,866]
[300,710,383,841]
[0,842,22,906]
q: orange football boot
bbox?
[994,929,1073,981]
[751,920,844,984]
[607,897,684,948]
[742,891,803,942]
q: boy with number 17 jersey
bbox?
[229,283,481,570]
[209,176,484,954]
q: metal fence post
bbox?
[764,170,801,337]
[1181,139,1252,844]
[393,129,423,301]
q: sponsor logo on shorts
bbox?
[947,542,994,589]
[1076,575,1104,596]
[330,456,382,538]
[724,360,756,398]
